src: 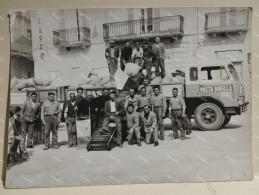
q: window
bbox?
[201,66,230,81]
[190,67,198,81]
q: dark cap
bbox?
[48,91,55,96]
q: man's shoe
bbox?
[154,142,159,146]
[68,144,72,148]
[73,144,77,147]
[137,142,141,146]
[27,145,34,148]
[53,145,59,149]
[43,145,49,150]
[160,137,164,141]
[181,137,186,140]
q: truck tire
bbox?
[194,103,224,131]
[221,115,231,128]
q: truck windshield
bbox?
[228,64,240,81]
[201,66,230,81]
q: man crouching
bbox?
[126,103,141,146]
[141,105,159,146]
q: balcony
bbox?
[11,35,32,60]
[103,15,184,41]
[205,9,249,34]
[53,27,91,48]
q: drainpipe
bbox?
[76,9,80,41]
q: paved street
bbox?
[5,105,252,188]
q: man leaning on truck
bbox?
[169,88,186,140]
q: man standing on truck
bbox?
[101,91,125,147]
[151,86,167,140]
[169,88,186,140]
[20,92,41,148]
[105,40,120,78]
[41,92,61,150]
[152,37,166,78]
[62,92,77,148]
[124,88,139,111]
[141,105,159,146]
[126,103,141,146]
[132,42,143,66]
[142,41,154,81]
[138,77,153,97]
[120,41,133,71]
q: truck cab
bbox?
[185,63,248,130]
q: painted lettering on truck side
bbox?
[200,85,233,93]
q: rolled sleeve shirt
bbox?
[151,94,167,114]
[137,95,152,108]
[126,111,140,129]
[41,100,61,123]
[169,96,186,110]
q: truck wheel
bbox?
[194,103,224,131]
[221,115,231,128]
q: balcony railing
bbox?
[103,15,184,41]
[205,9,249,33]
[53,27,91,47]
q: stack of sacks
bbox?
[151,77,163,84]
[125,63,142,77]
[10,77,55,93]
[162,76,173,84]
[67,76,114,89]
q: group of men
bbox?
[99,76,191,148]
[105,37,166,79]
[8,78,191,165]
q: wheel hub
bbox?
[201,108,217,124]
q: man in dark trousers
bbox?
[105,40,120,78]
[169,88,186,140]
[85,90,98,133]
[75,87,89,118]
[94,88,110,130]
[62,92,77,148]
[142,42,154,81]
[101,91,125,147]
[41,92,61,150]
[20,92,41,148]
[152,37,166,78]
[120,41,132,71]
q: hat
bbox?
[143,41,149,45]
[48,91,55,95]
[109,40,115,43]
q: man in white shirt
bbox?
[132,42,143,65]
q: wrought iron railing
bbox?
[53,27,91,47]
[205,9,249,33]
[103,15,184,40]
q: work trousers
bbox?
[143,59,152,81]
[127,126,141,144]
[102,115,122,144]
[171,110,185,138]
[21,120,35,147]
[154,107,164,139]
[155,57,165,78]
[108,58,118,78]
[144,127,158,144]
[44,116,59,147]
[66,117,77,146]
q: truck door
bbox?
[185,67,200,97]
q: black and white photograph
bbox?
[6,7,252,188]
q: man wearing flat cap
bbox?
[41,91,61,150]
[105,40,120,78]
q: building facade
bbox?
[30,8,251,93]
[10,11,34,79]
